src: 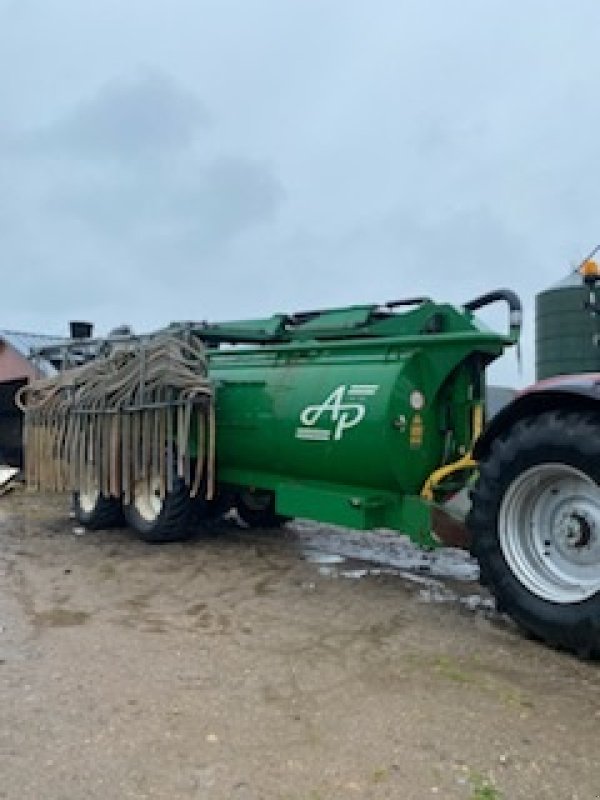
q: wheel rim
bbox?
[498,464,600,604]
[79,465,100,513]
[133,475,164,522]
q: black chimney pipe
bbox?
[69,321,93,339]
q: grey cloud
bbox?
[176,157,285,244]
[49,155,284,255]
[1,72,284,271]
[0,66,284,335]
[22,72,209,160]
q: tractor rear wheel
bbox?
[468,411,600,657]
[123,474,193,543]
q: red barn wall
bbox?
[0,342,44,382]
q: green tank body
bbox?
[195,296,520,541]
[211,339,471,494]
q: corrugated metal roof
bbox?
[0,330,69,375]
[0,330,68,357]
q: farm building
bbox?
[0,330,69,466]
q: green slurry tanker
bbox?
[20,288,600,657]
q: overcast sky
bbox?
[2,1,600,385]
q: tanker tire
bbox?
[123,476,194,544]
[191,490,234,529]
[235,490,288,529]
[468,411,600,658]
[73,491,124,530]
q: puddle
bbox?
[303,551,346,565]
[289,520,494,614]
[291,520,478,581]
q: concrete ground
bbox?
[0,490,598,800]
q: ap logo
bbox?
[296,384,379,442]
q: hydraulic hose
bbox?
[463,289,522,343]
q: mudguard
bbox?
[474,374,600,459]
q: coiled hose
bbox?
[16,332,215,503]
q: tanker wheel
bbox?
[468,411,600,658]
[235,489,288,528]
[123,473,194,543]
[73,465,124,530]
[191,490,234,528]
